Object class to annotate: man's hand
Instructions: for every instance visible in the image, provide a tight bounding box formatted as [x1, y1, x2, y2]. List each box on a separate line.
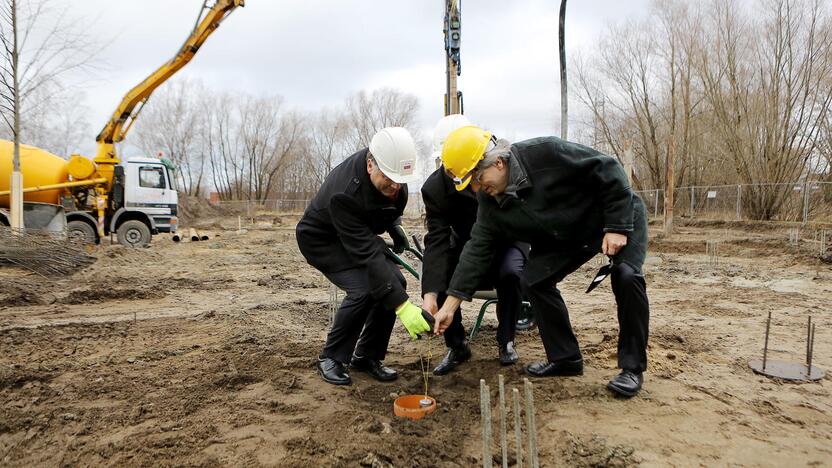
[602, 232, 628, 256]
[433, 296, 462, 335]
[422, 293, 439, 315]
[395, 301, 431, 340]
[389, 224, 410, 254]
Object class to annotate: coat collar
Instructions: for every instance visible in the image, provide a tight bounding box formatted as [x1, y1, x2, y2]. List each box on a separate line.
[495, 148, 533, 207]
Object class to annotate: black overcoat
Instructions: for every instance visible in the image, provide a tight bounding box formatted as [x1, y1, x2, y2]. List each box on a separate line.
[448, 136, 648, 300]
[420, 166, 479, 297]
[296, 149, 409, 310]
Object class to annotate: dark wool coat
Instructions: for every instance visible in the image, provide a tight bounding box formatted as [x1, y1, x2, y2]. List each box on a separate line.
[420, 166, 529, 297]
[448, 136, 648, 300]
[296, 149, 408, 310]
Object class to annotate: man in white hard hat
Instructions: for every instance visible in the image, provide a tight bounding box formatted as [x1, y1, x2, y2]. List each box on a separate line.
[420, 115, 530, 375]
[296, 127, 433, 386]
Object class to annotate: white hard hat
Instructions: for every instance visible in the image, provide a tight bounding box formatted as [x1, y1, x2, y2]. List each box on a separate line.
[431, 114, 472, 161]
[369, 127, 419, 184]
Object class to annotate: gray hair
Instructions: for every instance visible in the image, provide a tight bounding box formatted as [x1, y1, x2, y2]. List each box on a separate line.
[478, 138, 512, 169]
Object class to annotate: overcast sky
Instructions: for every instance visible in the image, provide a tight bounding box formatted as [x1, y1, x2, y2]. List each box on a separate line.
[71, 0, 651, 156]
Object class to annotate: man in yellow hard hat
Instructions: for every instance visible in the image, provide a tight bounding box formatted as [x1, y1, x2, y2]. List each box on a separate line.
[431, 126, 650, 397]
[420, 115, 529, 375]
[296, 127, 432, 386]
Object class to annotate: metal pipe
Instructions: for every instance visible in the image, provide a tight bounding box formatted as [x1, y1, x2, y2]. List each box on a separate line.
[172, 234, 181, 242]
[0, 177, 109, 197]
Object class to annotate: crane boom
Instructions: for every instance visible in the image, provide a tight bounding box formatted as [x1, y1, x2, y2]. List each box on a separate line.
[94, 0, 243, 164]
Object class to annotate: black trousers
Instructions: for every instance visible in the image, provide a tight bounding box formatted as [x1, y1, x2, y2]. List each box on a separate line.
[523, 255, 650, 373]
[320, 259, 405, 364]
[441, 245, 526, 349]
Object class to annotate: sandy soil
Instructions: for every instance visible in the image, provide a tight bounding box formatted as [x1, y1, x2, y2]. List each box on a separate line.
[1, 216, 831, 467]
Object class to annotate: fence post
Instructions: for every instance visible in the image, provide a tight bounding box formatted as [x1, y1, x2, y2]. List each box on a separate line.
[690, 186, 695, 219]
[802, 180, 810, 225]
[736, 185, 742, 221]
[654, 189, 659, 219]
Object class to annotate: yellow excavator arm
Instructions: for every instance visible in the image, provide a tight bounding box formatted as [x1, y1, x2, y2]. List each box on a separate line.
[94, 0, 244, 165]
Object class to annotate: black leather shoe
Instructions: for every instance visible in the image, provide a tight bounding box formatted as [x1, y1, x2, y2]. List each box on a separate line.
[432, 344, 472, 375]
[526, 359, 583, 377]
[607, 370, 643, 397]
[499, 341, 519, 365]
[350, 356, 398, 382]
[317, 357, 351, 385]
[516, 317, 536, 331]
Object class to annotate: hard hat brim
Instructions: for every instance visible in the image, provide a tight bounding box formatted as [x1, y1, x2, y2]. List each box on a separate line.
[385, 170, 419, 185]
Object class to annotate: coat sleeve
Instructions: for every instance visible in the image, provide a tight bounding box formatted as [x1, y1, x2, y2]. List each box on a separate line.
[587, 154, 634, 233]
[420, 186, 453, 297]
[329, 193, 408, 310]
[447, 203, 502, 301]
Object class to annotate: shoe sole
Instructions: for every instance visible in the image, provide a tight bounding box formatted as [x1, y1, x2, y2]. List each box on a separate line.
[526, 368, 583, 377]
[319, 372, 351, 386]
[606, 382, 639, 397]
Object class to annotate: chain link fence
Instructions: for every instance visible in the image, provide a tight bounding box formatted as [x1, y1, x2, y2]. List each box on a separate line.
[635, 181, 832, 224]
[211, 181, 832, 225]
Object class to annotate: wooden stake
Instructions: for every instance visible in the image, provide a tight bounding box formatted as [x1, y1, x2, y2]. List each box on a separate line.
[524, 379, 538, 468]
[481, 379, 492, 468]
[498, 375, 507, 468]
[513, 388, 523, 468]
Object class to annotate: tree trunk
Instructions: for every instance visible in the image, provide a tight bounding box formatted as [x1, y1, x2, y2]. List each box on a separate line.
[559, 0, 568, 139]
[10, 0, 23, 230]
[664, 137, 675, 234]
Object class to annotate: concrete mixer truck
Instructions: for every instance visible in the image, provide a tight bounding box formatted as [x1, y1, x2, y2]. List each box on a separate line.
[0, 0, 243, 247]
[0, 141, 178, 246]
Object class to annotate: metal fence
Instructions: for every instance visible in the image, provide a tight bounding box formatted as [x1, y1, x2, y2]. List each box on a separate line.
[211, 181, 832, 225]
[635, 181, 832, 224]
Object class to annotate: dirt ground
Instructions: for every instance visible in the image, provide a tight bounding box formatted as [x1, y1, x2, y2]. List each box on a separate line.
[1, 215, 831, 467]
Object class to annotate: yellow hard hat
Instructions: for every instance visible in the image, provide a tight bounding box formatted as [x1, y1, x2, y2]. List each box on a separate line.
[441, 125, 492, 191]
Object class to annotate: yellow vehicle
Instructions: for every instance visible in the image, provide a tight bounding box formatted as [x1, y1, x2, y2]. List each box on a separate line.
[0, 0, 243, 247]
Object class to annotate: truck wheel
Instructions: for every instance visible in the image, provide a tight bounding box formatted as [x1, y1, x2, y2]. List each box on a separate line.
[117, 220, 151, 248]
[67, 220, 97, 244]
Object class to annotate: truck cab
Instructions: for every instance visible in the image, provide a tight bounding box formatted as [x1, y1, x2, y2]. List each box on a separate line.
[98, 157, 178, 247]
[123, 157, 178, 233]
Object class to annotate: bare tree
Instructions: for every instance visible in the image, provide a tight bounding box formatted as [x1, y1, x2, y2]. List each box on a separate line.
[133, 78, 206, 196]
[342, 88, 420, 149]
[0, 0, 96, 228]
[697, 0, 832, 219]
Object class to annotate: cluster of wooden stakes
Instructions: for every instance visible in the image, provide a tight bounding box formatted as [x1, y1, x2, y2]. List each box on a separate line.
[480, 375, 539, 468]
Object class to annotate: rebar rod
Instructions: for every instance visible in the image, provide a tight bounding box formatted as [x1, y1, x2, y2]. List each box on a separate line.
[806, 316, 812, 371]
[763, 311, 771, 370]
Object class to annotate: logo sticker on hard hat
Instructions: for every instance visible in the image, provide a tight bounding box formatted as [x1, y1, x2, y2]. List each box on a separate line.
[399, 160, 414, 175]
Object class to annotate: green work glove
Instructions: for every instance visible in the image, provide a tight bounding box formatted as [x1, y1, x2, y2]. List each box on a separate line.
[395, 301, 433, 340]
[389, 224, 410, 254]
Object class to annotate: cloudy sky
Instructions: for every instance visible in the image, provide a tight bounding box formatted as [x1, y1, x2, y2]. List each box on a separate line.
[69, 0, 651, 155]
